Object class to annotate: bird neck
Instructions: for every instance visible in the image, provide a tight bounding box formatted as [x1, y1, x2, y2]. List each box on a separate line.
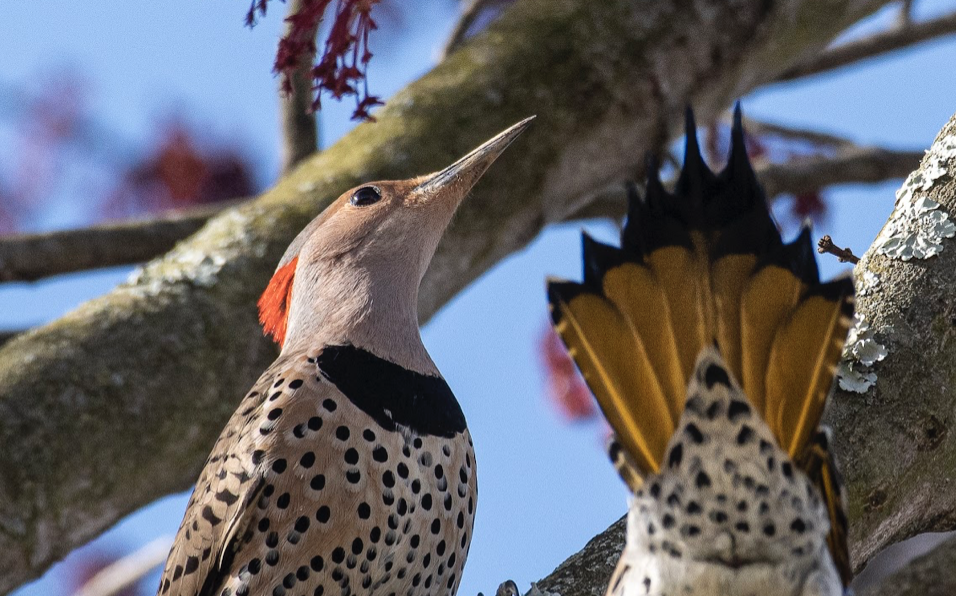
[281, 261, 439, 377]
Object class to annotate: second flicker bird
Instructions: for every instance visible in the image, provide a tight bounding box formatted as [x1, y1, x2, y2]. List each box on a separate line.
[156, 117, 533, 596]
[549, 107, 854, 596]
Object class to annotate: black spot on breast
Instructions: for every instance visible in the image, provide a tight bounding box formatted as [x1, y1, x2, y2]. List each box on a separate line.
[308, 417, 323, 431]
[704, 363, 731, 388]
[667, 443, 684, 468]
[332, 547, 346, 564]
[317, 345, 467, 437]
[311, 556, 324, 572]
[336, 426, 350, 441]
[316, 506, 331, 523]
[683, 423, 705, 444]
[706, 401, 722, 419]
[184, 556, 199, 574]
[346, 470, 361, 484]
[345, 448, 359, 465]
[272, 459, 287, 474]
[736, 425, 755, 445]
[791, 518, 806, 533]
[727, 399, 751, 421]
[782, 461, 794, 478]
[323, 399, 337, 411]
[373, 446, 388, 462]
[695, 471, 711, 489]
[201, 505, 222, 526]
[300, 452, 316, 468]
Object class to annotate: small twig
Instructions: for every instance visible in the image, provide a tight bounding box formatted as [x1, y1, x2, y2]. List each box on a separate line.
[777, 10, 956, 81]
[441, 0, 513, 58]
[897, 0, 915, 29]
[742, 117, 853, 149]
[72, 536, 173, 596]
[0, 198, 246, 282]
[280, 0, 320, 172]
[818, 234, 860, 264]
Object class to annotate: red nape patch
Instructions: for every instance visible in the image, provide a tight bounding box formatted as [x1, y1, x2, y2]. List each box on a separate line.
[258, 257, 298, 347]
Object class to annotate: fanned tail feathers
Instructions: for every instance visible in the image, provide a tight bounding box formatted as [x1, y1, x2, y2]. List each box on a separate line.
[547, 104, 854, 495]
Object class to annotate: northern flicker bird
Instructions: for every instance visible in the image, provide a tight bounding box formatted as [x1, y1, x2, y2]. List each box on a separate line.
[156, 117, 533, 596]
[547, 106, 854, 596]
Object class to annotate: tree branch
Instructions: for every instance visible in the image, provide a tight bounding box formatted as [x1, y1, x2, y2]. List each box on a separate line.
[0, 200, 244, 282]
[280, 0, 320, 173]
[778, 9, 956, 81]
[0, 0, 895, 593]
[757, 145, 923, 198]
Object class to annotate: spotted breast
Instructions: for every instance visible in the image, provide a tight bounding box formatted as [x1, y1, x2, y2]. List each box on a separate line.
[157, 345, 477, 596]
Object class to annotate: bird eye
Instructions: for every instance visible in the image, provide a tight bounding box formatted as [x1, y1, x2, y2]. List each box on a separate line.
[350, 186, 382, 207]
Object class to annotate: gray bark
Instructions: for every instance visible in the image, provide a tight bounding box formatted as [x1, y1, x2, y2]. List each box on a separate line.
[0, 0, 894, 593]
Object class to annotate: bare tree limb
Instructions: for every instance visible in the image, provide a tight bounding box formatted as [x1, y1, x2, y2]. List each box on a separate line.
[742, 116, 854, 148]
[757, 145, 923, 198]
[280, 0, 320, 173]
[778, 9, 956, 81]
[0, 200, 244, 282]
[0, 0, 896, 593]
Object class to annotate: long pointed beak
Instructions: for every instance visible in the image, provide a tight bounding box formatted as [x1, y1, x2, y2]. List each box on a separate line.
[414, 116, 535, 196]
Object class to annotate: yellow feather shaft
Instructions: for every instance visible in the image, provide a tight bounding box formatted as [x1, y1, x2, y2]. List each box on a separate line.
[711, 254, 758, 381]
[767, 295, 850, 457]
[602, 263, 685, 426]
[740, 265, 804, 417]
[556, 294, 674, 473]
[646, 247, 710, 384]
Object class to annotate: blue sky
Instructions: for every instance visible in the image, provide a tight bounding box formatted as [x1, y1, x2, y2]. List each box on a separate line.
[4, 1, 956, 595]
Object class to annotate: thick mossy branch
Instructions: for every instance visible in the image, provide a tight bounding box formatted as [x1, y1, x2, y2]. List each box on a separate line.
[828, 111, 956, 571]
[0, 0, 891, 593]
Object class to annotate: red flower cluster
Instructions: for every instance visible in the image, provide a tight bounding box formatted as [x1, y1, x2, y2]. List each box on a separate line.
[103, 123, 256, 220]
[250, 0, 384, 120]
[539, 324, 597, 422]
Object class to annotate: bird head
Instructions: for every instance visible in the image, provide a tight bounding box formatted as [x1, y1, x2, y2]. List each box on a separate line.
[258, 117, 533, 370]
